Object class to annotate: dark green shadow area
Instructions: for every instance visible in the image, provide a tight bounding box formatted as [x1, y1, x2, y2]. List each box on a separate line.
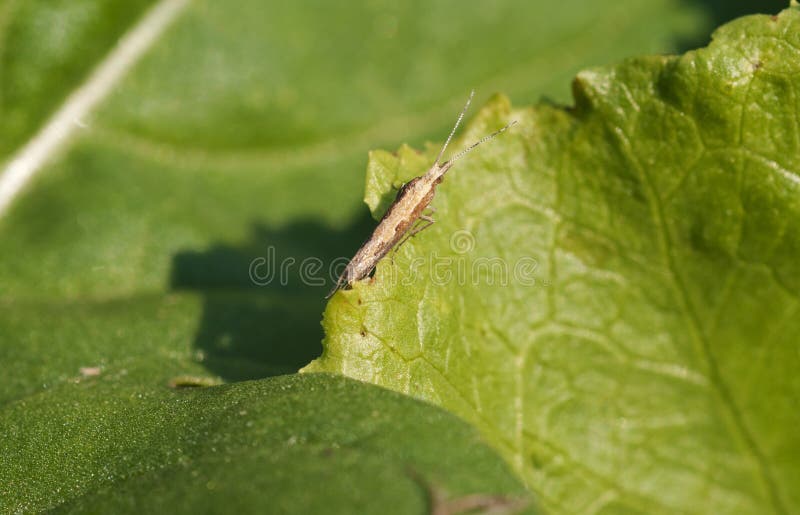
[170, 214, 374, 382]
[678, 0, 788, 50]
[700, 0, 788, 22]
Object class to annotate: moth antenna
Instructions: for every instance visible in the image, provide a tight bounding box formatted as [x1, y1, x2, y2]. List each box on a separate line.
[434, 90, 475, 166]
[442, 119, 517, 168]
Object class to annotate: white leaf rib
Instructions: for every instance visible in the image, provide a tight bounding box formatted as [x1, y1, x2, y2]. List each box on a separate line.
[0, 0, 191, 218]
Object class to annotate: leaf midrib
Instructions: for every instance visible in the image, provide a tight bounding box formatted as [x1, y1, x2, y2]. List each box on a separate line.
[611, 106, 788, 514]
[0, 0, 190, 218]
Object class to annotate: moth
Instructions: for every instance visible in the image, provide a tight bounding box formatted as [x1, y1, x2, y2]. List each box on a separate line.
[328, 91, 516, 297]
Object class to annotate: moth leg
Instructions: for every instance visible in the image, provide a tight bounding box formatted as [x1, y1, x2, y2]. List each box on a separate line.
[410, 214, 436, 238]
[392, 216, 435, 259]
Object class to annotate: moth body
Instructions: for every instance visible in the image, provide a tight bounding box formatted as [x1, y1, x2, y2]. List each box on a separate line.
[327, 91, 515, 298]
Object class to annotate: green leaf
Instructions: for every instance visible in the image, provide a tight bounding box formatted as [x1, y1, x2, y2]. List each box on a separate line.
[0, 0, 786, 511]
[1, 373, 532, 513]
[0, 0, 727, 396]
[307, 7, 800, 514]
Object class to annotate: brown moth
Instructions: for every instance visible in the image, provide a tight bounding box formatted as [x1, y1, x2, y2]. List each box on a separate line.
[328, 91, 516, 297]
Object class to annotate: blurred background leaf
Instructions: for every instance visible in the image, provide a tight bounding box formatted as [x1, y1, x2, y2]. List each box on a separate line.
[0, 0, 789, 511]
[0, 0, 785, 390]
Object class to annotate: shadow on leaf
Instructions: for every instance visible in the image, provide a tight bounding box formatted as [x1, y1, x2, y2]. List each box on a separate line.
[169, 215, 373, 382]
